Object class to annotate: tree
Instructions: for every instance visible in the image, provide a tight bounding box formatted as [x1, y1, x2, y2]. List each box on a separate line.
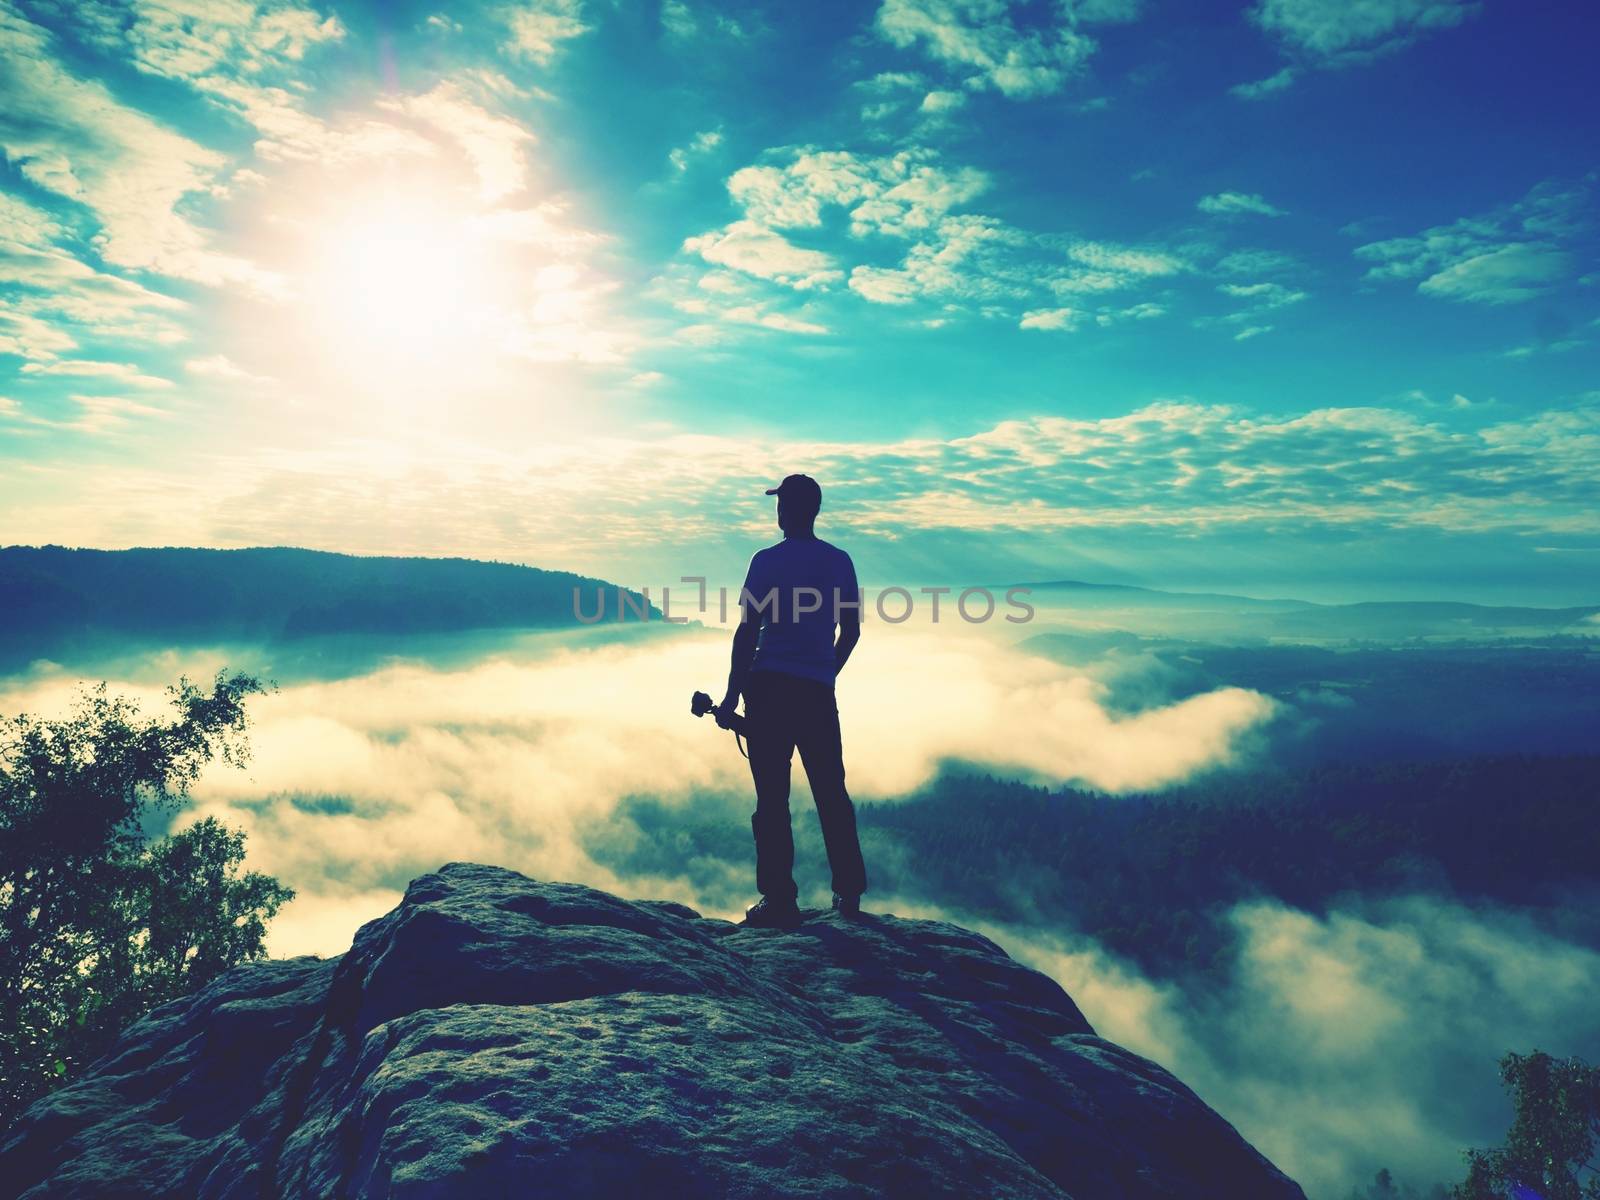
[1454, 1051, 1600, 1200]
[0, 672, 293, 1132]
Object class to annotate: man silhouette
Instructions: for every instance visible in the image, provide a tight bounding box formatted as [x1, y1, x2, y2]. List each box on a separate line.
[717, 474, 868, 928]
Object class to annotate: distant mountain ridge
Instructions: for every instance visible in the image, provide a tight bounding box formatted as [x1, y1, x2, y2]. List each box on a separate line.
[0, 546, 658, 666]
[1015, 577, 1600, 640]
[1015, 579, 1315, 610]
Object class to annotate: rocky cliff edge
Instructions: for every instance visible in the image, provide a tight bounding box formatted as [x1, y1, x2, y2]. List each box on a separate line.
[1, 863, 1304, 1199]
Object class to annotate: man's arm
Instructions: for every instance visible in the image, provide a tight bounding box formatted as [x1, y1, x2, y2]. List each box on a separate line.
[834, 556, 861, 675]
[717, 594, 758, 728]
[834, 610, 860, 675]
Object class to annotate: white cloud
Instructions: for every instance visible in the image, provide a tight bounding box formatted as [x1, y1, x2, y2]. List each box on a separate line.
[680, 146, 1194, 330]
[660, 0, 696, 39]
[1417, 244, 1572, 305]
[105, 0, 344, 80]
[1219, 281, 1306, 308]
[1198, 191, 1285, 218]
[683, 221, 843, 290]
[1063, 0, 1144, 21]
[46, 0, 391, 172]
[660, 0, 746, 43]
[669, 128, 724, 173]
[846, 266, 920, 305]
[0, 189, 63, 245]
[1236, 0, 1478, 95]
[0, 5, 278, 291]
[184, 354, 273, 385]
[503, 0, 591, 63]
[876, 0, 1097, 98]
[851, 214, 1027, 305]
[850, 164, 991, 237]
[0, 311, 79, 361]
[1065, 240, 1185, 278]
[722, 306, 830, 335]
[1211, 281, 1306, 338]
[1026, 300, 1162, 331]
[1046, 240, 1187, 301]
[48, 393, 172, 435]
[727, 151, 889, 229]
[1020, 306, 1080, 331]
[862, 71, 928, 92]
[43, 0, 530, 191]
[0, 202, 192, 355]
[0, 237, 184, 322]
[1118, 301, 1165, 320]
[205, 77, 438, 165]
[657, 263, 832, 336]
[1249, 0, 1479, 60]
[497, 265, 633, 365]
[12, 400, 1598, 566]
[19, 360, 172, 389]
[1356, 178, 1592, 305]
[919, 89, 968, 113]
[1229, 66, 1298, 99]
[381, 82, 536, 202]
[716, 150, 993, 255]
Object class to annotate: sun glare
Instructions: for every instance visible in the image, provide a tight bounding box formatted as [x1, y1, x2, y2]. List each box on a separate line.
[327, 215, 472, 334]
[302, 192, 505, 381]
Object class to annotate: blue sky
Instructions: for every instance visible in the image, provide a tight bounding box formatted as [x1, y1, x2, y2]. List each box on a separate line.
[1, 0, 1597, 601]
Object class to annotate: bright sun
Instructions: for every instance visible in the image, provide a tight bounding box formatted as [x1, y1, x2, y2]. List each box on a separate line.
[261, 167, 615, 411]
[303, 192, 504, 381]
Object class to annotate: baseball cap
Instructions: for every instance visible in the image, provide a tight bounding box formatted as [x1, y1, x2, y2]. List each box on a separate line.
[764, 474, 822, 512]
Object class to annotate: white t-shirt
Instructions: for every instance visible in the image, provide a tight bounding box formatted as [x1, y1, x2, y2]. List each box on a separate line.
[741, 537, 860, 686]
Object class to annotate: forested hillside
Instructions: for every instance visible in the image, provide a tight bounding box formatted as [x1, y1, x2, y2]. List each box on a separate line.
[0, 547, 657, 667]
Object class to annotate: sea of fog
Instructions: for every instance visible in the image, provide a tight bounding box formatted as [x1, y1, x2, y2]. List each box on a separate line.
[4, 614, 1597, 1198]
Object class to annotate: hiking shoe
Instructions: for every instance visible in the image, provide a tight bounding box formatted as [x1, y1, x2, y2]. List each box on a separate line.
[832, 892, 862, 918]
[743, 897, 802, 929]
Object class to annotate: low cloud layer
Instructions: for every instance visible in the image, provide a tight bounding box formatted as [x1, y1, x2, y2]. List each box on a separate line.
[0, 624, 1274, 957]
[4, 629, 1597, 1197]
[924, 894, 1600, 1198]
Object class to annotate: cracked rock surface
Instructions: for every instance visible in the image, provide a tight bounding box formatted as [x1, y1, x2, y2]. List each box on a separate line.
[2, 863, 1305, 1198]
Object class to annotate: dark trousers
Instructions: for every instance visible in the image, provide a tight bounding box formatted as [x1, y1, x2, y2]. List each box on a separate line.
[744, 670, 868, 902]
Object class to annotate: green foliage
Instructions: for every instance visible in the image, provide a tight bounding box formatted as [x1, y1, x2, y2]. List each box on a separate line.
[1453, 1052, 1600, 1200]
[0, 672, 293, 1133]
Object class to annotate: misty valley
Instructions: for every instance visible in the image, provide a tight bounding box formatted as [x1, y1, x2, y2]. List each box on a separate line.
[2, 548, 1597, 1198]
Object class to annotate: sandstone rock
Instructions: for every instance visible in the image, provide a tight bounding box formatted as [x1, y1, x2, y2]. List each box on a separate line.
[2, 864, 1305, 1198]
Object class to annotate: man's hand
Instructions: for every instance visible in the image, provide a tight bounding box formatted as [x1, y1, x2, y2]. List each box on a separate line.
[715, 689, 739, 729]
